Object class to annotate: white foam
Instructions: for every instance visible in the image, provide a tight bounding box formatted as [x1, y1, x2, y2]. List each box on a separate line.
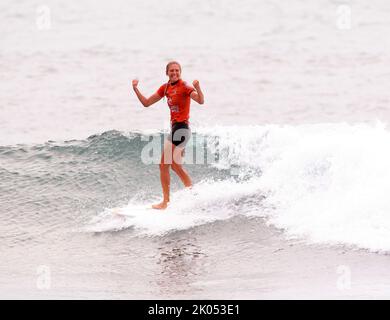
[198, 122, 390, 252]
[86, 177, 264, 235]
[89, 122, 390, 252]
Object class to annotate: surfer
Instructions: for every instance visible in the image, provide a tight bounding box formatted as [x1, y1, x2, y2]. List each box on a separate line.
[132, 61, 204, 209]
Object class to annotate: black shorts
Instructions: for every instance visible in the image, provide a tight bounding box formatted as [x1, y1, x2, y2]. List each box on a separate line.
[168, 122, 191, 147]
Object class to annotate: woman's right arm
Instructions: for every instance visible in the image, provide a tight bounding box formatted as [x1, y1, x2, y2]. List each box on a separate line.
[132, 79, 162, 107]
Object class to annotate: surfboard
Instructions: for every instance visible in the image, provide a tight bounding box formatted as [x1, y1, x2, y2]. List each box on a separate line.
[111, 207, 132, 217]
[110, 206, 152, 218]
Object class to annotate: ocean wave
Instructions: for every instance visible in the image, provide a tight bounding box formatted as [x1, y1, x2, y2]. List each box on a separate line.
[85, 122, 390, 253]
[3, 123, 390, 252]
[197, 122, 390, 252]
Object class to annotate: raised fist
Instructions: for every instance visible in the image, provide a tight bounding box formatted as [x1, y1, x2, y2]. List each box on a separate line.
[132, 79, 139, 88]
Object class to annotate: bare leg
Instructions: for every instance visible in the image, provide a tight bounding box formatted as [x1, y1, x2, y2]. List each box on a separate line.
[152, 141, 174, 210]
[171, 164, 192, 187]
[152, 163, 170, 209]
[172, 145, 192, 188]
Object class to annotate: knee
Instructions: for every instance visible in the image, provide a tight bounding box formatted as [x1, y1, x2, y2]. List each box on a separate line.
[171, 163, 182, 173]
[159, 163, 170, 171]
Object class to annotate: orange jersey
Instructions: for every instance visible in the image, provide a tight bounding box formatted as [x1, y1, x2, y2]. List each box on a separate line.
[157, 79, 194, 123]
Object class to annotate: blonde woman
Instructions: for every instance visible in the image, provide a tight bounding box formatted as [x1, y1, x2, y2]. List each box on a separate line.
[132, 61, 204, 209]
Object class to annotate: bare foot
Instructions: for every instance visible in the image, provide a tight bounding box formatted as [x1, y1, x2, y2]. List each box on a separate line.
[152, 201, 169, 210]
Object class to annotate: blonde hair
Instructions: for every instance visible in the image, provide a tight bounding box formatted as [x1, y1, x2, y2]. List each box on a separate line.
[164, 61, 182, 98]
[165, 61, 182, 75]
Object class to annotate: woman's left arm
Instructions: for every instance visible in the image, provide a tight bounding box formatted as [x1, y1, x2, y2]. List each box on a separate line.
[190, 80, 204, 105]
